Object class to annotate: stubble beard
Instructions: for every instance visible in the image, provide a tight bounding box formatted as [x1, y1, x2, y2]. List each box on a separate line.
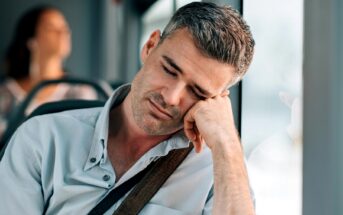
[131, 91, 183, 136]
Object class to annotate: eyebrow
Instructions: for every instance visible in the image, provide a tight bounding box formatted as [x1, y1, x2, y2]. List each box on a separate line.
[162, 55, 212, 97]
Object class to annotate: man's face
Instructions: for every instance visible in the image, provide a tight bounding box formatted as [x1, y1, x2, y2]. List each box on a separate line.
[130, 28, 236, 136]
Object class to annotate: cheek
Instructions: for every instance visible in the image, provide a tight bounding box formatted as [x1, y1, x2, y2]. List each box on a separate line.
[131, 72, 151, 97]
[180, 96, 198, 117]
[137, 67, 164, 90]
[35, 35, 54, 50]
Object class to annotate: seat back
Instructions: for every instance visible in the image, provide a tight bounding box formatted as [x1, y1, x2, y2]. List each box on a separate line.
[0, 77, 112, 155]
[28, 99, 105, 119]
[0, 99, 106, 160]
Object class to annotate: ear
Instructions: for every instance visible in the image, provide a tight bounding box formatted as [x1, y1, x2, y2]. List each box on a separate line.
[141, 30, 161, 63]
[27, 38, 37, 51]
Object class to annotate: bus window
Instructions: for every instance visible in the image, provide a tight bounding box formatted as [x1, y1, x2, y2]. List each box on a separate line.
[176, 0, 200, 9]
[242, 0, 303, 215]
[140, 0, 173, 52]
[140, 0, 201, 52]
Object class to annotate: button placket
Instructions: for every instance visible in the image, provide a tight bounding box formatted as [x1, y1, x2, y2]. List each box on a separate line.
[103, 174, 111, 181]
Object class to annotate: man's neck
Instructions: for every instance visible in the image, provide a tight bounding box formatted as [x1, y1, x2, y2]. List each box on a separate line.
[109, 94, 170, 160]
[107, 94, 171, 180]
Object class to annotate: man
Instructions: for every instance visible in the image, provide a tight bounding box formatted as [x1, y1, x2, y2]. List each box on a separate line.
[0, 2, 255, 214]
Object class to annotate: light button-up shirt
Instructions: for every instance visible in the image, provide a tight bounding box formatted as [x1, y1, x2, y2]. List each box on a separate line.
[0, 84, 214, 215]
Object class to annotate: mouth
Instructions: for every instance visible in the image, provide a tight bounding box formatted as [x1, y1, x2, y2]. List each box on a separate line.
[148, 99, 173, 120]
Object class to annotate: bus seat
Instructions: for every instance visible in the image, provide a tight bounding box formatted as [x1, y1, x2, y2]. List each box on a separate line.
[0, 77, 112, 157]
[0, 99, 105, 160]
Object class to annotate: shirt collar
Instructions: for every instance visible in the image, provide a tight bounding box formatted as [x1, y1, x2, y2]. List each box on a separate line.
[84, 84, 131, 170]
[115, 131, 190, 185]
[145, 130, 190, 160]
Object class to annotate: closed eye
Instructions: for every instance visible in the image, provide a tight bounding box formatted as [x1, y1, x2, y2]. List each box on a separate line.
[190, 88, 206, 100]
[162, 63, 206, 100]
[162, 65, 177, 77]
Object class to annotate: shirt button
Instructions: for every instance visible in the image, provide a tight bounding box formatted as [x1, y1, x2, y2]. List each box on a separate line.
[103, 174, 111, 181]
[90, 157, 96, 163]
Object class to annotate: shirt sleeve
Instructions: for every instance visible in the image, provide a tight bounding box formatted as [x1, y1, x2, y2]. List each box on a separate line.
[0, 119, 44, 214]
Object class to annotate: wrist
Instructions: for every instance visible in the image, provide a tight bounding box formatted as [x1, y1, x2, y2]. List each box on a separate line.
[211, 134, 242, 158]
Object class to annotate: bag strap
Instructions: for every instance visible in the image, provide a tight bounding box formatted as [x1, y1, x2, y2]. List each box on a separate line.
[88, 161, 156, 215]
[112, 145, 193, 215]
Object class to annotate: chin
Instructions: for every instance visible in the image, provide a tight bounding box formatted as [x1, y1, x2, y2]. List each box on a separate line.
[139, 117, 182, 136]
[59, 48, 71, 58]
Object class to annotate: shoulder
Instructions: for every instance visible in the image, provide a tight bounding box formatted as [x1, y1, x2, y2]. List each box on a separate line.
[6, 106, 103, 146]
[4, 106, 103, 160]
[25, 106, 103, 133]
[0, 80, 15, 98]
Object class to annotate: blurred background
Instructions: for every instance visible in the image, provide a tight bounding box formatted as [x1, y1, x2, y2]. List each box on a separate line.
[1, 0, 342, 215]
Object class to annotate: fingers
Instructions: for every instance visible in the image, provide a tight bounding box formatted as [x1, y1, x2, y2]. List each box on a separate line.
[188, 132, 204, 153]
[220, 89, 230, 97]
[184, 120, 203, 153]
[184, 109, 205, 153]
[192, 126, 205, 153]
[193, 138, 202, 153]
[184, 113, 196, 141]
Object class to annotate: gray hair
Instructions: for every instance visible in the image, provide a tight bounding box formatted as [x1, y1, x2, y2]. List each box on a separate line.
[160, 2, 255, 81]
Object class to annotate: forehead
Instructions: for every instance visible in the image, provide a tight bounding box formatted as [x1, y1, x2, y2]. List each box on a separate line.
[38, 10, 67, 27]
[157, 29, 236, 93]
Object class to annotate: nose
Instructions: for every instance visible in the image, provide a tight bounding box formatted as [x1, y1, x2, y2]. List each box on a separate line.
[161, 82, 186, 106]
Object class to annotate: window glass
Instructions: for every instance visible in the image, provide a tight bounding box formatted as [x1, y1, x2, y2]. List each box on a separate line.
[140, 0, 173, 51]
[176, 0, 200, 9]
[140, 0, 201, 51]
[242, 1, 303, 215]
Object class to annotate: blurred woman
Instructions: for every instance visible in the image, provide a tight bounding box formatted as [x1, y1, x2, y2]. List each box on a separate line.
[0, 5, 97, 136]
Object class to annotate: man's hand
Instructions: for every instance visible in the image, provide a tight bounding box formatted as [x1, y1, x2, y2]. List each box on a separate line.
[183, 92, 255, 215]
[184, 91, 239, 153]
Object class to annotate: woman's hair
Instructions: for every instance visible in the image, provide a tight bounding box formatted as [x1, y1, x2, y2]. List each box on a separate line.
[4, 5, 58, 80]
